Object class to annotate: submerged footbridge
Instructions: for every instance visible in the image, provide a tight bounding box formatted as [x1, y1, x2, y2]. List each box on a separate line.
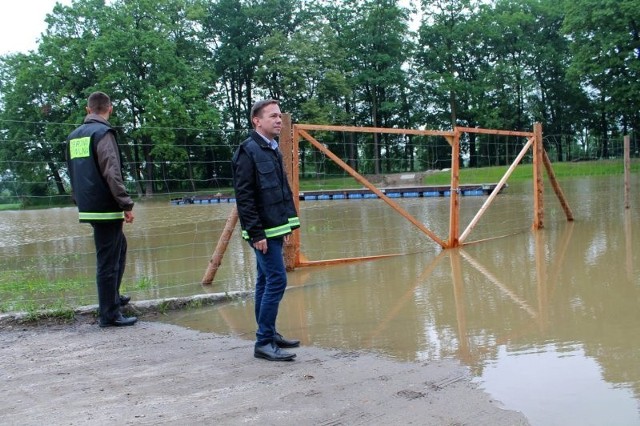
[299, 183, 503, 200]
[170, 182, 504, 205]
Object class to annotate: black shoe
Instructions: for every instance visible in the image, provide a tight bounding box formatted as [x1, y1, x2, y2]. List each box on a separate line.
[99, 314, 138, 328]
[119, 295, 131, 307]
[254, 342, 296, 361]
[274, 332, 300, 348]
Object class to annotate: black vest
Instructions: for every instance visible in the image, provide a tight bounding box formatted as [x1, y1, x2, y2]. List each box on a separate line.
[66, 120, 124, 222]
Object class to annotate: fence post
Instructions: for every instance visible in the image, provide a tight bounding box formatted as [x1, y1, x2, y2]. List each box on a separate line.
[201, 206, 238, 285]
[533, 123, 544, 229]
[624, 135, 630, 209]
[447, 130, 461, 248]
[280, 113, 298, 271]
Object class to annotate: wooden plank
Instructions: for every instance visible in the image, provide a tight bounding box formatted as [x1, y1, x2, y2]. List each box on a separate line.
[296, 123, 454, 137]
[455, 126, 534, 138]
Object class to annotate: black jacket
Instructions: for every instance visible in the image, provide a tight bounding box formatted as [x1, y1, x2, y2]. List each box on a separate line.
[232, 131, 300, 242]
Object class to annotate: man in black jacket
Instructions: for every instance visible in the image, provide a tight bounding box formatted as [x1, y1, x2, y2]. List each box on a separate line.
[66, 91, 137, 327]
[232, 99, 301, 361]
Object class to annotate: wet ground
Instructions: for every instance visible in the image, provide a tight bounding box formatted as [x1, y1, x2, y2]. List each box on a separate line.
[0, 319, 529, 425]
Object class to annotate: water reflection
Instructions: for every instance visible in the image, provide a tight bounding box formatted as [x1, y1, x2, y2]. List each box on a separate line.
[166, 215, 640, 423]
[480, 344, 638, 425]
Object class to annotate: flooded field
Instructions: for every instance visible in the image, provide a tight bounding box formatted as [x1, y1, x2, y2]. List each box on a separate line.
[1, 175, 639, 424]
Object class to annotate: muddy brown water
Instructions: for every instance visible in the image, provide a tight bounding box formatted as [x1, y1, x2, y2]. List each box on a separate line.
[1, 176, 639, 425]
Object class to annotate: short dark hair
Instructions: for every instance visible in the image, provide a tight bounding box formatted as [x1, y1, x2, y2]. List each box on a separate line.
[87, 92, 112, 114]
[250, 99, 279, 121]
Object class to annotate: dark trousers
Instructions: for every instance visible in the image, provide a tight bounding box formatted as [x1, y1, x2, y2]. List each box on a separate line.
[91, 221, 127, 321]
[253, 237, 287, 346]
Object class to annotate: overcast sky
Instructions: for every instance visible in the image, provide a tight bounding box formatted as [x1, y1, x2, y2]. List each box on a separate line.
[0, 0, 73, 55]
[1, 0, 419, 56]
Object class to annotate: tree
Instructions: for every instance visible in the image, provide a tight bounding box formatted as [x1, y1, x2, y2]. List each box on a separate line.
[336, 0, 413, 174]
[201, 0, 262, 134]
[87, 0, 220, 195]
[253, 2, 352, 176]
[513, 0, 588, 161]
[0, 53, 73, 203]
[563, 0, 640, 156]
[416, 0, 488, 167]
[0, 1, 109, 202]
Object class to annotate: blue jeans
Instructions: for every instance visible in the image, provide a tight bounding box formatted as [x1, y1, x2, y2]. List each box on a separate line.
[252, 237, 287, 346]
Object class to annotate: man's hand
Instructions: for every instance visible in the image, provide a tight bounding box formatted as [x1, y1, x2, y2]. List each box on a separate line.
[124, 210, 134, 224]
[253, 238, 268, 254]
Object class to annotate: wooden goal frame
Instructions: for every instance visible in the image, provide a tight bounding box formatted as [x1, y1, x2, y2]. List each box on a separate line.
[202, 117, 574, 284]
[281, 119, 573, 269]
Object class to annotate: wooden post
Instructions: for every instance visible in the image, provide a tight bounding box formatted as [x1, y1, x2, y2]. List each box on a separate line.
[201, 205, 238, 285]
[448, 131, 461, 248]
[450, 250, 471, 363]
[624, 135, 630, 209]
[534, 230, 549, 331]
[532, 122, 544, 229]
[291, 123, 302, 266]
[542, 150, 574, 221]
[280, 113, 298, 271]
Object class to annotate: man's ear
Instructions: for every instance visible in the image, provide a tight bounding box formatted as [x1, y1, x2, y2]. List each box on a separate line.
[85, 106, 91, 114]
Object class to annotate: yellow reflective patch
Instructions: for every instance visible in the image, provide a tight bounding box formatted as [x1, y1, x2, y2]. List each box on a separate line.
[69, 137, 91, 159]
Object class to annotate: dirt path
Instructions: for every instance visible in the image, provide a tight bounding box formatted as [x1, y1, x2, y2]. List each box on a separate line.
[0, 318, 528, 425]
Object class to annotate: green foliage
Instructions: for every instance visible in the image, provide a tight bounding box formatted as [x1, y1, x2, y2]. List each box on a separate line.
[133, 276, 155, 291]
[0, 264, 157, 313]
[0, 0, 639, 203]
[22, 307, 77, 323]
[299, 176, 361, 190]
[562, 0, 640, 153]
[425, 159, 638, 185]
[0, 272, 87, 313]
[0, 204, 21, 211]
[1, 0, 222, 199]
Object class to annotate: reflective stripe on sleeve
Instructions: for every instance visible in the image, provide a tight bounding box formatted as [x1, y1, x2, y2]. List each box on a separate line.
[79, 211, 125, 221]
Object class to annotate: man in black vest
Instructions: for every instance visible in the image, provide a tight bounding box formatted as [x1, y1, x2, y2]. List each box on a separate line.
[232, 99, 301, 361]
[66, 91, 137, 327]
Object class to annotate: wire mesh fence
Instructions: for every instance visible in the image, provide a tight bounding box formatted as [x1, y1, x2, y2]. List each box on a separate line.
[1, 120, 637, 313]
